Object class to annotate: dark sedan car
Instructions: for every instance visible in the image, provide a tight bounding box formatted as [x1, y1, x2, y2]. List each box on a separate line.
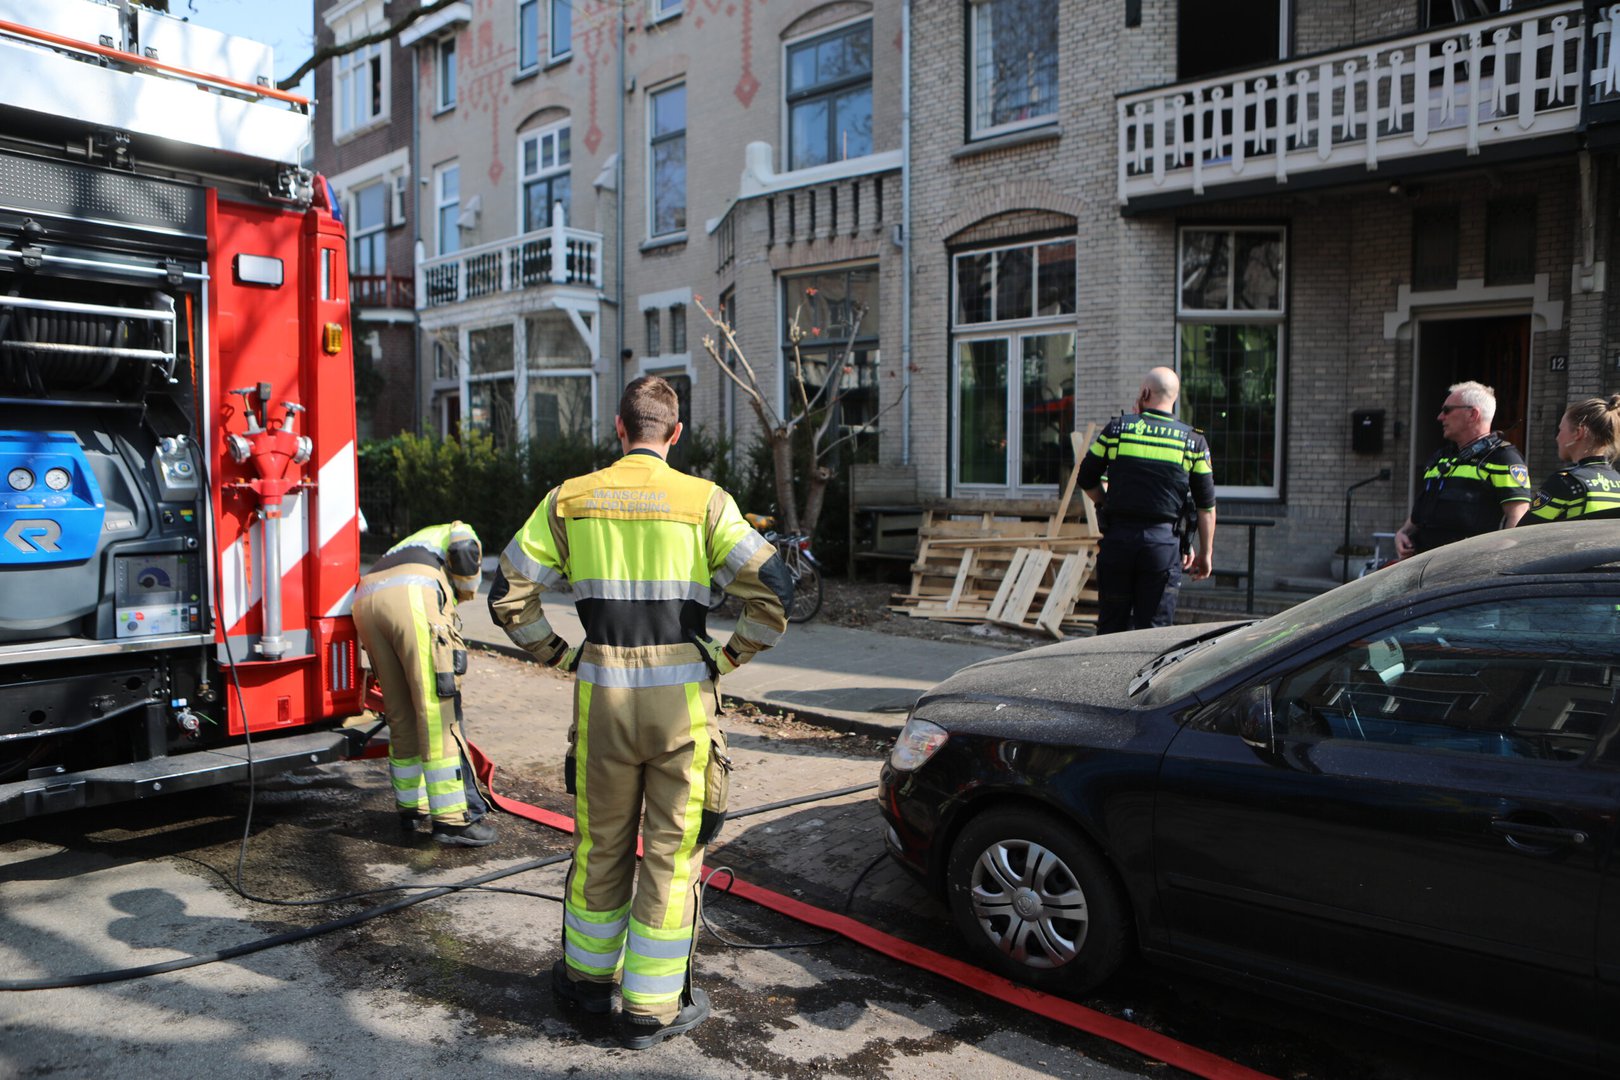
[879, 522, 1620, 1072]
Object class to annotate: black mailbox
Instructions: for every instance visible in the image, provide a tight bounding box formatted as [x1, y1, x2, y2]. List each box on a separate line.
[1352, 409, 1385, 454]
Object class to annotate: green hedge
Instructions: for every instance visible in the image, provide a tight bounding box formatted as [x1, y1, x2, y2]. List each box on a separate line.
[357, 427, 777, 557]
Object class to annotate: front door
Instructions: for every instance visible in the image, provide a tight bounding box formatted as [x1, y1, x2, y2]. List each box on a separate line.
[1413, 314, 1531, 491]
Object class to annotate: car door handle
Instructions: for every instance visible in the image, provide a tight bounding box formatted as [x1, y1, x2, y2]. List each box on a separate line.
[1489, 819, 1588, 852]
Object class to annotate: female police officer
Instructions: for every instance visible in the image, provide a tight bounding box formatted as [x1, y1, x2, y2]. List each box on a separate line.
[1519, 395, 1620, 525]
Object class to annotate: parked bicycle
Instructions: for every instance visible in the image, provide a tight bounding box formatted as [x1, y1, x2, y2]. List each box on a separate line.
[708, 514, 823, 623]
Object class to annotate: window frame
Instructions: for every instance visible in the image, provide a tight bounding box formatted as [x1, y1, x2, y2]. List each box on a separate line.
[331, 2, 390, 140]
[949, 236, 1079, 495]
[783, 16, 875, 172]
[548, 0, 572, 63]
[434, 161, 461, 257]
[780, 263, 884, 462]
[518, 121, 572, 233]
[653, 0, 684, 21]
[348, 180, 389, 291]
[518, 0, 540, 74]
[968, 0, 1059, 141]
[1174, 223, 1287, 500]
[435, 34, 457, 112]
[645, 309, 662, 358]
[457, 315, 598, 447]
[648, 82, 688, 239]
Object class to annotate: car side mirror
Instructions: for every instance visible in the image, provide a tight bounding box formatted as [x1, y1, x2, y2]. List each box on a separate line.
[1235, 684, 1274, 753]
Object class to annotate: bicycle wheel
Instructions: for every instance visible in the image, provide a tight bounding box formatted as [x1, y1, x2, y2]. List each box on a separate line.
[788, 560, 823, 623]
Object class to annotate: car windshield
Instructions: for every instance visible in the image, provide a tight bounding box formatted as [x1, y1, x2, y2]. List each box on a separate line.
[1138, 558, 1426, 705]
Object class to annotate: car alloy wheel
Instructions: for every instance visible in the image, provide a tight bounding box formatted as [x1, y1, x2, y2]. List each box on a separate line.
[946, 808, 1130, 993]
[968, 836, 1086, 969]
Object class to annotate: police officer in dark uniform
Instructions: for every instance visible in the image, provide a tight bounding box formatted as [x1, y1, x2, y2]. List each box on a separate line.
[1519, 395, 1620, 525]
[1395, 381, 1531, 557]
[1079, 367, 1216, 635]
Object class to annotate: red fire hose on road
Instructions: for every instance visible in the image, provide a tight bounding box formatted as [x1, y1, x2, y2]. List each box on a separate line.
[465, 741, 1277, 1080]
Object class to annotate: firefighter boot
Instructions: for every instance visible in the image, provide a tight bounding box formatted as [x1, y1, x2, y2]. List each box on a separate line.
[431, 817, 498, 846]
[398, 811, 430, 834]
[617, 988, 711, 1050]
[551, 960, 614, 1015]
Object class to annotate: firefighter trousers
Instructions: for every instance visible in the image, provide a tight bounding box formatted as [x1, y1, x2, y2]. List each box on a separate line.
[353, 571, 485, 826]
[561, 647, 726, 1023]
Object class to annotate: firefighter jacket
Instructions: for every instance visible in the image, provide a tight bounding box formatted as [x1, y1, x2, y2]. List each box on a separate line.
[1522, 457, 1620, 524]
[353, 521, 483, 823]
[1409, 434, 1532, 552]
[1077, 408, 1217, 525]
[488, 450, 793, 682]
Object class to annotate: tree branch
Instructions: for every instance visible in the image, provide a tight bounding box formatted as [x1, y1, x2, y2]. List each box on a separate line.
[278, 0, 465, 92]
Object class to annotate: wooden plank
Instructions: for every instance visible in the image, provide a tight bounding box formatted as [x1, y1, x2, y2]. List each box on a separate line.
[1035, 549, 1095, 639]
[1048, 425, 1092, 538]
[993, 549, 1052, 626]
[945, 549, 975, 612]
[985, 549, 1030, 623]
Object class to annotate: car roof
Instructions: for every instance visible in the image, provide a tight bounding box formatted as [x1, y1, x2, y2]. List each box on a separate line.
[1415, 520, 1620, 587]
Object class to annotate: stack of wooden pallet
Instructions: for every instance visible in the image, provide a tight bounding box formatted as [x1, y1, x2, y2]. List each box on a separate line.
[887, 431, 1102, 639]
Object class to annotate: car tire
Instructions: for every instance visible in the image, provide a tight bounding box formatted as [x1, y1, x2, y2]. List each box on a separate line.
[945, 807, 1130, 995]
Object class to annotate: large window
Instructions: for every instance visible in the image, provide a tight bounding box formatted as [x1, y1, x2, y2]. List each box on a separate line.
[468, 325, 517, 449]
[518, 0, 539, 73]
[350, 182, 387, 303]
[952, 238, 1076, 492]
[786, 20, 873, 170]
[969, 0, 1058, 139]
[783, 266, 882, 461]
[549, 0, 572, 61]
[1177, 226, 1285, 497]
[435, 35, 457, 111]
[526, 312, 593, 444]
[520, 123, 571, 232]
[435, 162, 461, 256]
[333, 4, 388, 138]
[650, 84, 687, 237]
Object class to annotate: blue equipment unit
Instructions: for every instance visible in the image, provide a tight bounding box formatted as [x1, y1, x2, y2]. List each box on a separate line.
[0, 431, 106, 565]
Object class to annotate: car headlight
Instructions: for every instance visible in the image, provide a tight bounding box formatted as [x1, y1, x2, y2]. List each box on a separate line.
[889, 717, 948, 772]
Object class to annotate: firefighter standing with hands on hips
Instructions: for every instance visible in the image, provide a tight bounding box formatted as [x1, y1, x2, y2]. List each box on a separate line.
[490, 375, 792, 1049]
[352, 522, 497, 846]
[1079, 366, 1216, 635]
[1518, 395, 1620, 524]
[1394, 381, 1531, 557]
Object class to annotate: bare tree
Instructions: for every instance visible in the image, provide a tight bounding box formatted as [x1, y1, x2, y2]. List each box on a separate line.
[694, 290, 904, 539]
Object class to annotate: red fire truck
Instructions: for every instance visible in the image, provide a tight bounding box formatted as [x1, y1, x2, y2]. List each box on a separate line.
[0, 0, 367, 822]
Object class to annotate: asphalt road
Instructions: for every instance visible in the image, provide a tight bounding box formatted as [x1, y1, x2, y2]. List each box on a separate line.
[0, 651, 1555, 1079]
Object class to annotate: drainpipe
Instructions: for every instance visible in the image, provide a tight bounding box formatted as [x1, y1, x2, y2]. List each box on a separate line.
[1578, 150, 1596, 293]
[614, 7, 627, 423]
[900, 0, 913, 466]
[411, 44, 423, 433]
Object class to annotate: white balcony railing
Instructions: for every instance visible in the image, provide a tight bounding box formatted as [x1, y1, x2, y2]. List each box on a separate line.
[416, 210, 603, 309]
[1118, 3, 1620, 205]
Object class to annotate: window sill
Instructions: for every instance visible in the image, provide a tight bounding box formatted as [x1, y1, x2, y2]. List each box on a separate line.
[512, 67, 540, 85]
[334, 114, 392, 145]
[650, 7, 683, 26]
[640, 232, 688, 253]
[952, 123, 1061, 161]
[545, 53, 572, 71]
[432, 103, 456, 118]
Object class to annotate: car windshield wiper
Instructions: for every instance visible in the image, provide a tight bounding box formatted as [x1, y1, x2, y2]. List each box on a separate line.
[1126, 625, 1243, 697]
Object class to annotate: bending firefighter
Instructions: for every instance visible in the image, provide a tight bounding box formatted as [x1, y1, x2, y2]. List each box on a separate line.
[490, 376, 792, 1049]
[353, 522, 496, 846]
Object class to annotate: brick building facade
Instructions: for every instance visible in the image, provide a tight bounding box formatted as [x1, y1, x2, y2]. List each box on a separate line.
[315, 0, 1620, 584]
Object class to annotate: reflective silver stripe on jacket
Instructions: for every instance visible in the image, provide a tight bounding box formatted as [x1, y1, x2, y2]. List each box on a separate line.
[570, 579, 709, 602]
[734, 614, 784, 647]
[503, 537, 566, 589]
[505, 617, 556, 645]
[576, 661, 711, 688]
[712, 530, 766, 590]
[357, 574, 441, 600]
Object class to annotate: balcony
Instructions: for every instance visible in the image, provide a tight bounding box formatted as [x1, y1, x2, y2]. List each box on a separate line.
[1118, 3, 1620, 210]
[350, 274, 414, 310]
[416, 218, 603, 310]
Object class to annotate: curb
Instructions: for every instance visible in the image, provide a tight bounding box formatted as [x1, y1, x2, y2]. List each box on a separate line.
[465, 638, 906, 743]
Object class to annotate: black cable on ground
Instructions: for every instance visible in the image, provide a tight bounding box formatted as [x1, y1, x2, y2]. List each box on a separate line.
[0, 780, 885, 990]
